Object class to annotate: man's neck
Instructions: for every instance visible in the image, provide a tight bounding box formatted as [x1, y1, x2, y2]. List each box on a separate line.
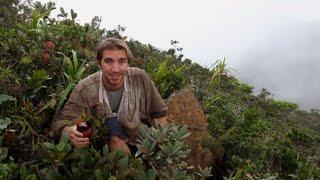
[103, 79, 124, 91]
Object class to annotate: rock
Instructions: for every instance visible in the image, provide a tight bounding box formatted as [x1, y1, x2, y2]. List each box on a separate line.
[167, 90, 222, 169]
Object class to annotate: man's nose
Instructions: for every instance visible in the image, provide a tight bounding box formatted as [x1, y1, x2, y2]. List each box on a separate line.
[111, 63, 120, 72]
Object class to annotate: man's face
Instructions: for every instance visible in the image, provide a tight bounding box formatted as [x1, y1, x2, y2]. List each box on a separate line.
[98, 49, 129, 90]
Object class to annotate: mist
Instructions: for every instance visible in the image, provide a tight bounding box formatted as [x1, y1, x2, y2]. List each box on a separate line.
[38, 0, 320, 110]
[235, 21, 320, 110]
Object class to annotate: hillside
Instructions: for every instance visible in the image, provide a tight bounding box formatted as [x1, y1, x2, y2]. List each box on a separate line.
[0, 0, 319, 179]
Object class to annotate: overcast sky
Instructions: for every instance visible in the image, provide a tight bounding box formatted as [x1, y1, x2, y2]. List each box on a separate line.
[39, 0, 320, 110]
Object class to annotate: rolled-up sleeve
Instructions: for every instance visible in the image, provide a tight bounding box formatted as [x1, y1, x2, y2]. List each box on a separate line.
[51, 86, 88, 137]
[143, 71, 167, 119]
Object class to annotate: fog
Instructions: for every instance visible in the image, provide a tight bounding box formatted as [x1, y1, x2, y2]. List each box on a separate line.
[39, 0, 320, 110]
[235, 21, 320, 110]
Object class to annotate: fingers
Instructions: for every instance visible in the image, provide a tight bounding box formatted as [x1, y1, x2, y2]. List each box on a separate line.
[72, 130, 84, 138]
[78, 122, 87, 127]
[71, 138, 90, 148]
[70, 133, 89, 148]
[63, 125, 90, 148]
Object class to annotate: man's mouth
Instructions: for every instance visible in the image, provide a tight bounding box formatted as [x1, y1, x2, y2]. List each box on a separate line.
[110, 74, 122, 81]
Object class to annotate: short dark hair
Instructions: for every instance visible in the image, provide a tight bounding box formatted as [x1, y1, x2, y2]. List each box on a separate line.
[96, 38, 132, 63]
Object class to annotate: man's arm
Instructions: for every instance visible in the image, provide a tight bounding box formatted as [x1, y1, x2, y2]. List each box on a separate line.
[141, 69, 168, 125]
[52, 86, 90, 148]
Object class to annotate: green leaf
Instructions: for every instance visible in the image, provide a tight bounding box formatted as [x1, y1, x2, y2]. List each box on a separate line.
[95, 158, 107, 168]
[0, 117, 11, 130]
[46, 169, 61, 180]
[146, 169, 156, 180]
[195, 165, 212, 178]
[25, 174, 37, 180]
[108, 176, 117, 180]
[117, 169, 130, 179]
[35, 97, 57, 115]
[63, 152, 77, 162]
[20, 164, 28, 179]
[27, 69, 51, 93]
[245, 173, 255, 180]
[171, 142, 184, 155]
[71, 9, 77, 20]
[54, 82, 76, 118]
[60, 133, 69, 144]
[0, 147, 8, 161]
[94, 169, 103, 180]
[56, 142, 65, 152]
[117, 156, 128, 171]
[31, 10, 41, 29]
[21, 56, 32, 65]
[43, 142, 55, 150]
[179, 131, 191, 140]
[0, 94, 16, 105]
[75, 67, 86, 80]
[60, 7, 66, 16]
[116, 150, 126, 158]
[133, 170, 146, 180]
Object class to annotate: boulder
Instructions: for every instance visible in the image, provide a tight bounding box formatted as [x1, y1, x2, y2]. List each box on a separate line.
[167, 90, 221, 169]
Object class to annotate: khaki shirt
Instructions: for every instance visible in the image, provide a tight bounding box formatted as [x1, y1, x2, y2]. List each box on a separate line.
[52, 67, 167, 142]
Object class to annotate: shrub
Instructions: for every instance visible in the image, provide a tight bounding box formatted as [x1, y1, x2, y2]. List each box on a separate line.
[287, 127, 314, 148]
[17, 125, 212, 179]
[280, 147, 298, 175]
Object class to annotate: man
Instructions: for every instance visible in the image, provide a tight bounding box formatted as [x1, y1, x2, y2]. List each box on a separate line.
[52, 38, 167, 154]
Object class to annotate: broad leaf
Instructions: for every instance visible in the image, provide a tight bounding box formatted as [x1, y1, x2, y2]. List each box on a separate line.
[0, 94, 16, 105]
[0, 117, 11, 130]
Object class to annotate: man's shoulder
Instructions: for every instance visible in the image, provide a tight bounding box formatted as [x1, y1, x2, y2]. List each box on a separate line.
[76, 71, 100, 91]
[127, 67, 149, 79]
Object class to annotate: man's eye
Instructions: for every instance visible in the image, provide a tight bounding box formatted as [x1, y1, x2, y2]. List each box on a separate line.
[104, 59, 113, 64]
[119, 59, 127, 64]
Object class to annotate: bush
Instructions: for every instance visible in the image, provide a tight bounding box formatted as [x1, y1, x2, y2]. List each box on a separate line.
[280, 147, 298, 175]
[11, 125, 212, 179]
[287, 127, 314, 148]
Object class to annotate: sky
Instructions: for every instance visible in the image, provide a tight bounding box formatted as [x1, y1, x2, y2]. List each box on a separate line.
[39, 0, 320, 110]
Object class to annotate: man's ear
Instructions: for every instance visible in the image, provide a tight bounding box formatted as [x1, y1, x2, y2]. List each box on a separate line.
[96, 60, 101, 68]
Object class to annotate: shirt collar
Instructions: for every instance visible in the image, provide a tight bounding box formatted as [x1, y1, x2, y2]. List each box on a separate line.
[98, 70, 129, 104]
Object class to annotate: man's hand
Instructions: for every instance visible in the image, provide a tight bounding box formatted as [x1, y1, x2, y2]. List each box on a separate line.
[109, 136, 131, 155]
[62, 125, 90, 148]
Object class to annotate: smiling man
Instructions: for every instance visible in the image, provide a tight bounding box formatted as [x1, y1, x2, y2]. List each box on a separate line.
[52, 38, 168, 154]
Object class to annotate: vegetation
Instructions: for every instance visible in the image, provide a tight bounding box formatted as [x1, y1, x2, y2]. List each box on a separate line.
[0, 0, 319, 179]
